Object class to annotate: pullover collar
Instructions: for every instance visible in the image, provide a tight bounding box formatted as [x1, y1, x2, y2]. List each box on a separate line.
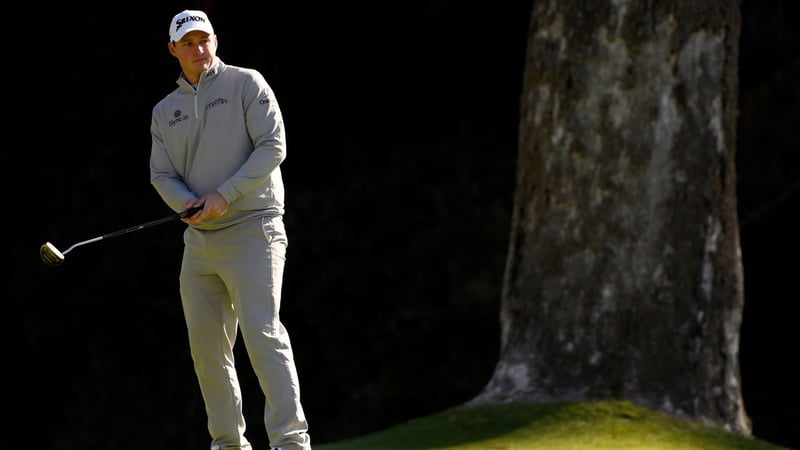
[176, 58, 224, 92]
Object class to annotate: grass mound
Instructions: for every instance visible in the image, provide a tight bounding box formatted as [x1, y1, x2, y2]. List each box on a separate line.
[316, 400, 787, 449]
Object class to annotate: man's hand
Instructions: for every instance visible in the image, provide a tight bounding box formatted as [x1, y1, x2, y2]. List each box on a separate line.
[182, 191, 229, 224]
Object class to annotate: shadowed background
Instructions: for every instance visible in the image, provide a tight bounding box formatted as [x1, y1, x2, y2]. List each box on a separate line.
[14, 1, 797, 448]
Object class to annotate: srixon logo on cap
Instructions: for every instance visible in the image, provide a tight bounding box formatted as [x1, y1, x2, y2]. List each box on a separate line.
[175, 14, 207, 32]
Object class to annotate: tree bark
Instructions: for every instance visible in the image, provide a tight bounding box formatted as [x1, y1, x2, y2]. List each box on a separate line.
[470, 0, 750, 434]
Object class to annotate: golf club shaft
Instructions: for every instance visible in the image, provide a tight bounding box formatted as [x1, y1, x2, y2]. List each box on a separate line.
[62, 205, 202, 255]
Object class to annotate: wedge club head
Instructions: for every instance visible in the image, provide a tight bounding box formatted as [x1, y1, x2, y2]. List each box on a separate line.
[40, 242, 65, 267]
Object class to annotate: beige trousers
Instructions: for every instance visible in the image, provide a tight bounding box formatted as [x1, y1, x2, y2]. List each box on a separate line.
[180, 215, 311, 450]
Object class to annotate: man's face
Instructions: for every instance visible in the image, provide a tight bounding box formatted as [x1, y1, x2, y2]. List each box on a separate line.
[169, 30, 217, 81]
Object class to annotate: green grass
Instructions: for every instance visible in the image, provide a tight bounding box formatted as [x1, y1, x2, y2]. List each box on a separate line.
[315, 400, 789, 450]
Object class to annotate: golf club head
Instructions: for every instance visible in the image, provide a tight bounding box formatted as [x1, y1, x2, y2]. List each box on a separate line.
[40, 242, 65, 266]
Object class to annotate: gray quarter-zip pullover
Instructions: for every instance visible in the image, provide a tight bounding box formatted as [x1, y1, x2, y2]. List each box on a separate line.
[150, 58, 286, 230]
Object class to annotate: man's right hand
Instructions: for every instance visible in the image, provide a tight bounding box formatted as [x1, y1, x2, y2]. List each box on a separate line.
[182, 191, 229, 224]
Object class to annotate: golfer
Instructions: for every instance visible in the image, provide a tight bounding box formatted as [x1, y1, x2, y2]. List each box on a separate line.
[149, 9, 311, 450]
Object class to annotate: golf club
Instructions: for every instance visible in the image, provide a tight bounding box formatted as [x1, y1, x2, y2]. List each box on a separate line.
[40, 205, 202, 267]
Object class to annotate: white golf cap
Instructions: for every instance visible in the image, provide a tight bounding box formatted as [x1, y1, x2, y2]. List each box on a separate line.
[169, 10, 214, 42]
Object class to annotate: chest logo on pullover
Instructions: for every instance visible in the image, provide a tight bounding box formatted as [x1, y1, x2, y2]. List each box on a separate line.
[169, 110, 189, 127]
[206, 97, 229, 110]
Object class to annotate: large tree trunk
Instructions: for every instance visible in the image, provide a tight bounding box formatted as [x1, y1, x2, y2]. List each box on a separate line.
[470, 0, 750, 434]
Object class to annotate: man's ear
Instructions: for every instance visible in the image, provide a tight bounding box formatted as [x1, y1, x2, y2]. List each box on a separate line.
[168, 41, 177, 57]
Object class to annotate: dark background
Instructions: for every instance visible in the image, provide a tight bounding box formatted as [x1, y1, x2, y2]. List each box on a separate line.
[14, 1, 798, 449]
